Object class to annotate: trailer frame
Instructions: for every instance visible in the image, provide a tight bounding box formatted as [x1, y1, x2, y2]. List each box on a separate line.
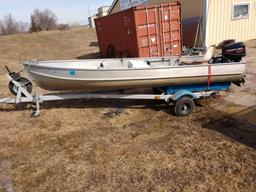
[0, 74, 219, 117]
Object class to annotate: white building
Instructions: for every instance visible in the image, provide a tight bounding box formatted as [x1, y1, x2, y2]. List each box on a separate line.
[88, 6, 110, 28]
[88, 15, 98, 28]
[97, 6, 110, 17]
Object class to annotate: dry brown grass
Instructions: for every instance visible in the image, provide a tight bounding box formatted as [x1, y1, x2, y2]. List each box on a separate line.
[246, 39, 256, 48]
[0, 28, 256, 192]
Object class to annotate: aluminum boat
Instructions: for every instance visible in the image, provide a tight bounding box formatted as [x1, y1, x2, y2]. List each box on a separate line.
[21, 42, 246, 91]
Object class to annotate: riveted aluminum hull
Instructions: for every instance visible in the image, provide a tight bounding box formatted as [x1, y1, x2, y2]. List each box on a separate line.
[22, 58, 246, 91]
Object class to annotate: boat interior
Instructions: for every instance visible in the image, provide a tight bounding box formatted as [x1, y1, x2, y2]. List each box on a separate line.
[24, 54, 213, 70]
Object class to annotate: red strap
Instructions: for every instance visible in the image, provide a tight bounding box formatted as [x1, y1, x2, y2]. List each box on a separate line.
[207, 64, 212, 88]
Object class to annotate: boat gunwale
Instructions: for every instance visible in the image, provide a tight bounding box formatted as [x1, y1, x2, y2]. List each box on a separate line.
[21, 61, 247, 72]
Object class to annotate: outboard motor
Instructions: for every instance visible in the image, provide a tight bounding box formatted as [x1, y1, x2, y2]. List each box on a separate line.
[209, 41, 246, 87]
[222, 42, 246, 62]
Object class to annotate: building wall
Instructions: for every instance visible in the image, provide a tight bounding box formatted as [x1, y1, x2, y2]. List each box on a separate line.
[89, 6, 110, 28]
[110, 0, 121, 14]
[97, 10, 109, 17]
[171, 0, 203, 46]
[206, 0, 256, 46]
[88, 16, 97, 28]
[98, 6, 110, 13]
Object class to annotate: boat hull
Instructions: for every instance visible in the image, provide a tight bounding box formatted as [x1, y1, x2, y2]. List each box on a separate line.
[23, 60, 246, 91]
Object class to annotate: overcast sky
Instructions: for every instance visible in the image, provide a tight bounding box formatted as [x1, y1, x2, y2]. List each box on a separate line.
[0, 0, 113, 24]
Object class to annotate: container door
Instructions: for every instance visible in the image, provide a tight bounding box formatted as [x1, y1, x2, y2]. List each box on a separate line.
[135, 3, 181, 57]
[157, 4, 181, 56]
[135, 7, 161, 57]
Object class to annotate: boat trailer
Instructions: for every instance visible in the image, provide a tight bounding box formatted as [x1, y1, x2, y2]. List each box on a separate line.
[0, 73, 228, 117]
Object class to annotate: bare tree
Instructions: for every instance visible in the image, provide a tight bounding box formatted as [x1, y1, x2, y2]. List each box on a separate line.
[0, 14, 24, 35]
[18, 21, 29, 32]
[0, 20, 6, 35]
[30, 9, 57, 32]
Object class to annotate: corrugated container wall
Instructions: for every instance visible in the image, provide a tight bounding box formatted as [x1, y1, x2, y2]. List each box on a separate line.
[95, 2, 181, 58]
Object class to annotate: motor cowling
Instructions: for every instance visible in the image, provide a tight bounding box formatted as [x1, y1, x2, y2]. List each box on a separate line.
[222, 42, 246, 62]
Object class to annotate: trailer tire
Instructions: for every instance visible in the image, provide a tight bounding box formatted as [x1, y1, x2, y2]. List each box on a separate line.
[174, 96, 195, 116]
[9, 77, 32, 96]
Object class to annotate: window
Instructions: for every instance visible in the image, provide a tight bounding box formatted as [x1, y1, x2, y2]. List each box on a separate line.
[232, 3, 250, 20]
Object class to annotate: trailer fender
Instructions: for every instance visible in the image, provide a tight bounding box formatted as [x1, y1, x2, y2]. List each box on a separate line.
[169, 89, 199, 101]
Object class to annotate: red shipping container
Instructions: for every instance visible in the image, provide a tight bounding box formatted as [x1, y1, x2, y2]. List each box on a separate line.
[95, 2, 181, 58]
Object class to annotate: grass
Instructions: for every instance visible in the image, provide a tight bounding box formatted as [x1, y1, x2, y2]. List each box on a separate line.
[0, 27, 255, 192]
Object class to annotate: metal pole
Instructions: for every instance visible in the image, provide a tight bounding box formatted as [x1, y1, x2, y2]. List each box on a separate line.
[33, 86, 41, 117]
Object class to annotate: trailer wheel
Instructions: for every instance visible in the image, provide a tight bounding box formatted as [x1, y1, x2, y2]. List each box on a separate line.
[9, 77, 32, 96]
[174, 96, 195, 116]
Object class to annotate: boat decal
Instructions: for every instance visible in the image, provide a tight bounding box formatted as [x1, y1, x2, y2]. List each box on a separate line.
[69, 70, 76, 76]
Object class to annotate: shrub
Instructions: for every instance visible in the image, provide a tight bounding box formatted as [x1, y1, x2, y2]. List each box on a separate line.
[0, 14, 27, 35]
[30, 9, 58, 32]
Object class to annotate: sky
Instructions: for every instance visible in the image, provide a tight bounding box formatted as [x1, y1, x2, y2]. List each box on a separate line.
[0, 0, 113, 25]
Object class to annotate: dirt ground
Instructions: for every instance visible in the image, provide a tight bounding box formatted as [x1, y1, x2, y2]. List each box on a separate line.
[0, 28, 255, 192]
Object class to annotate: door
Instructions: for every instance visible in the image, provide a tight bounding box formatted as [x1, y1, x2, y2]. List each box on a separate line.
[135, 3, 181, 57]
